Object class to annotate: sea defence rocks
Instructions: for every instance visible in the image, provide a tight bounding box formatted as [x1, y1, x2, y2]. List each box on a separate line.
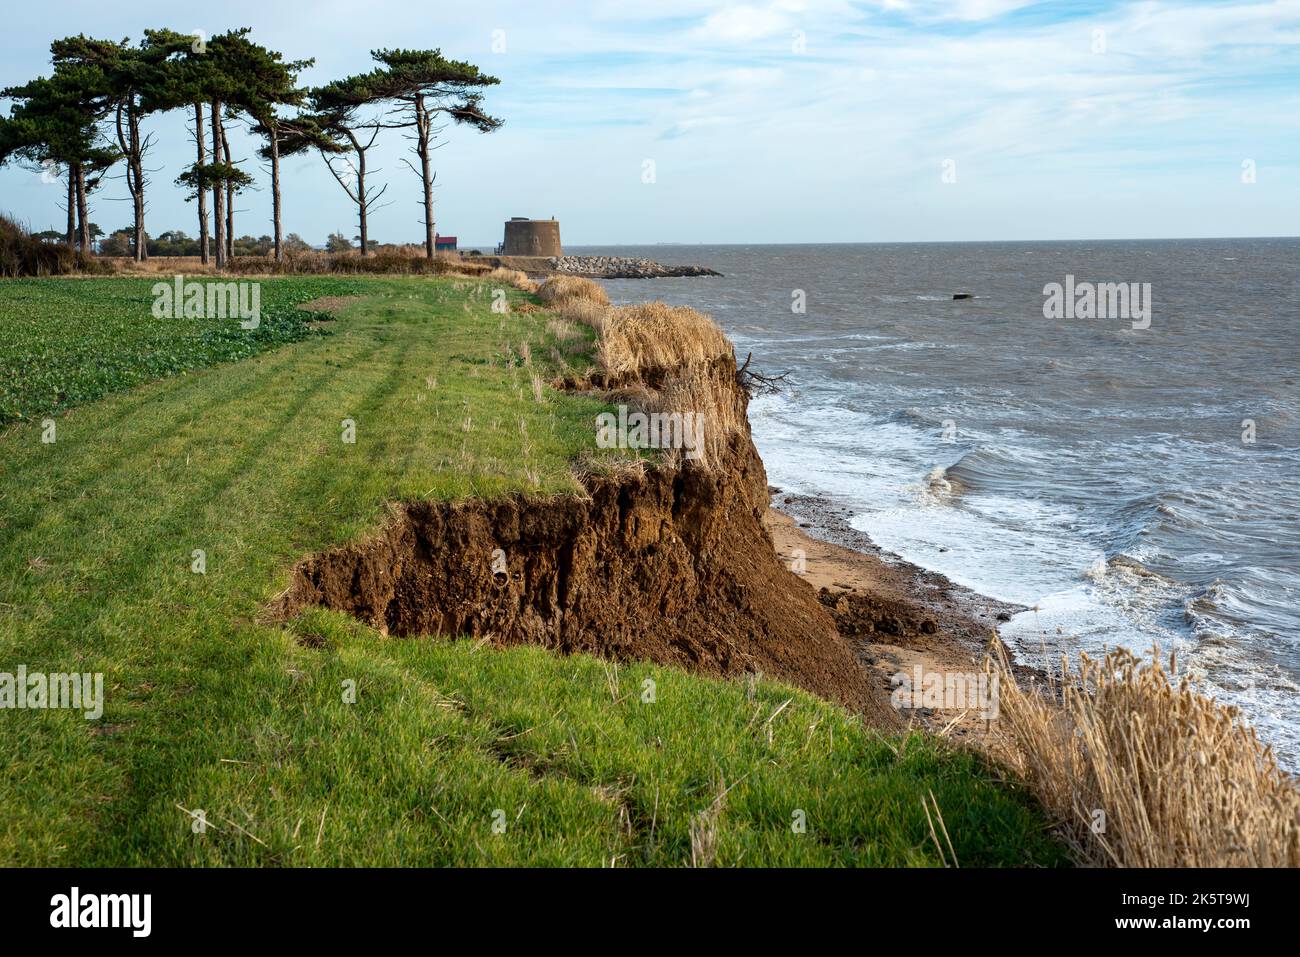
[549, 255, 721, 279]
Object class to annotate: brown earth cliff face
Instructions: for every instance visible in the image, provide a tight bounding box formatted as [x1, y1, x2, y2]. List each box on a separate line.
[279, 355, 902, 730]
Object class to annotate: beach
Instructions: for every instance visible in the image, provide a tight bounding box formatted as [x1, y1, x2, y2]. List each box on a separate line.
[765, 492, 1035, 758]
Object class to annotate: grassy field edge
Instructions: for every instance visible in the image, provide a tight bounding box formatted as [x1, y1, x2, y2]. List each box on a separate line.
[0, 275, 1068, 866]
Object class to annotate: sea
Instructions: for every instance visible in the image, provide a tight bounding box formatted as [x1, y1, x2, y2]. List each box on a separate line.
[577, 239, 1300, 768]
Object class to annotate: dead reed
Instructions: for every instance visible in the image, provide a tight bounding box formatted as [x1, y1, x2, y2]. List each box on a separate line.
[992, 641, 1300, 867]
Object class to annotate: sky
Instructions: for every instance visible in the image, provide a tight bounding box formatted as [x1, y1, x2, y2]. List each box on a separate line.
[0, 0, 1297, 245]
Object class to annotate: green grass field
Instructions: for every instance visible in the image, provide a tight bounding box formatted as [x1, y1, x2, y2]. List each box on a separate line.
[0, 275, 1067, 866]
[0, 277, 372, 425]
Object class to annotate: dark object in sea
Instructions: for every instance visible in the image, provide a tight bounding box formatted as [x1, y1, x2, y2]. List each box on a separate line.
[953, 293, 974, 300]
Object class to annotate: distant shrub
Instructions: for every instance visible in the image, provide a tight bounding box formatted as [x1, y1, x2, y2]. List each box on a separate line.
[221, 249, 495, 277]
[0, 214, 102, 278]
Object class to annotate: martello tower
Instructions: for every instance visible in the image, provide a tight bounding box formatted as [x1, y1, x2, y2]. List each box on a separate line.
[500, 217, 562, 257]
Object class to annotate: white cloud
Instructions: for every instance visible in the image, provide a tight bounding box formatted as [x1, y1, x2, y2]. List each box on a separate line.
[699, 4, 797, 42]
[2, 0, 1296, 242]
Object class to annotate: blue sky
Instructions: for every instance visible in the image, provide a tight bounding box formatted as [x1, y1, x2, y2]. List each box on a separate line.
[1, 0, 1297, 245]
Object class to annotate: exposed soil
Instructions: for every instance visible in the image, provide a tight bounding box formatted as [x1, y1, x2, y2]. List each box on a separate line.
[276, 359, 904, 728]
[278, 439, 900, 728]
[278, 429, 904, 722]
[275, 330, 1034, 742]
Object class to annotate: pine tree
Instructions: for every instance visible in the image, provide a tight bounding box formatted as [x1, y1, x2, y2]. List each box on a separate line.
[48, 34, 183, 261]
[285, 75, 392, 258]
[361, 49, 501, 259]
[0, 65, 119, 252]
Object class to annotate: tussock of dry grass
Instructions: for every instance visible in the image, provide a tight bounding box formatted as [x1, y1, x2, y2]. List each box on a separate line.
[487, 267, 539, 293]
[642, 366, 742, 469]
[545, 317, 582, 342]
[537, 277, 611, 330]
[993, 642, 1300, 867]
[538, 275, 609, 308]
[598, 302, 733, 380]
[557, 298, 609, 330]
[570, 451, 649, 488]
[1, 214, 103, 277]
[542, 294, 741, 472]
[597, 304, 742, 471]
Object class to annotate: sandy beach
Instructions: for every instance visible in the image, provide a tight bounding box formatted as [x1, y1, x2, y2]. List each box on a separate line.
[765, 489, 1042, 757]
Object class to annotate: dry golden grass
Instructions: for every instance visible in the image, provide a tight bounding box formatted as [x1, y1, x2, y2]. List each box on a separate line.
[570, 450, 650, 487]
[98, 255, 194, 274]
[992, 641, 1300, 867]
[487, 267, 539, 293]
[641, 366, 743, 469]
[536, 293, 743, 471]
[537, 275, 609, 308]
[557, 298, 609, 330]
[537, 277, 613, 329]
[545, 317, 582, 342]
[597, 302, 733, 380]
[596, 303, 741, 469]
[537, 284, 741, 472]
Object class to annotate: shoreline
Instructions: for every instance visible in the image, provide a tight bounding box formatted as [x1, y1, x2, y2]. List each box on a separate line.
[764, 487, 1046, 755]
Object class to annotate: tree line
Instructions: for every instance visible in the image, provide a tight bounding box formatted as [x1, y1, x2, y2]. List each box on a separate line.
[0, 29, 502, 266]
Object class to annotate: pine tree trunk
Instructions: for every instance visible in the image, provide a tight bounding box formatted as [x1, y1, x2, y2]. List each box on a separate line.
[270, 125, 283, 263]
[65, 172, 76, 247]
[211, 100, 225, 269]
[223, 136, 234, 260]
[195, 102, 210, 266]
[356, 146, 368, 257]
[75, 165, 89, 252]
[112, 101, 146, 261]
[129, 107, 146, 262]
[418, 100, 435, 260]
